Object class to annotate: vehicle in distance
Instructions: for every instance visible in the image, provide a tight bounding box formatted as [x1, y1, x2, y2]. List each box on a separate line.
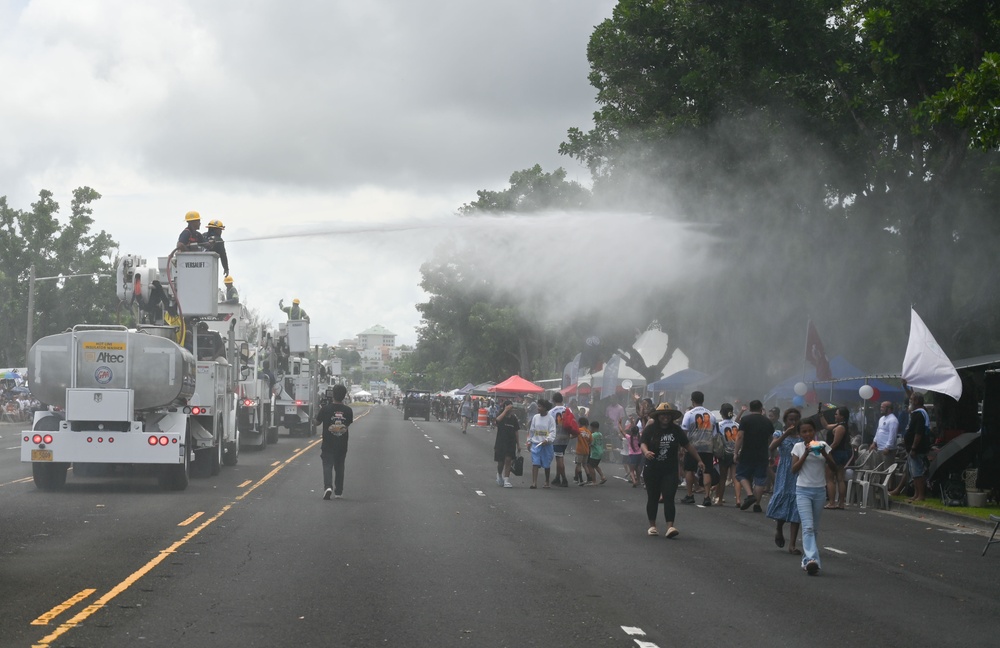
[403, 390, 432, 421]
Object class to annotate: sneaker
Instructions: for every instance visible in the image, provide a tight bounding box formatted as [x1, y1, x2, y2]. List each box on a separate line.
[665, 527, 680, 539]
[323, 488, 332, 500]
[334, 494, 343, 499]
[497, 474, 504, 486]
[647, 526, 659, 536]
[806, 561, 819, 576]
[680, 495, 696, 504]
[740, 495, 757, 510]
[503, 480, 512, 488]
[753, 504, 763, 513]
[702, 497, 712, 507]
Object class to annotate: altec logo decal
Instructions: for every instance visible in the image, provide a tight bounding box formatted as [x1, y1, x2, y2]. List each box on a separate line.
[95, 366, 114, 384]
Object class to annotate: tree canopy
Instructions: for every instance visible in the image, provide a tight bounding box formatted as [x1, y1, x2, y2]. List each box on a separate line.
[0, 188, 119, 367]
[409, 2, 1000, 392]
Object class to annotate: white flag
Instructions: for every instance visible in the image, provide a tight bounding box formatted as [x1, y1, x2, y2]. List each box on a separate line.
[902, 309, 962, 401]
[601, 354, 621, 397]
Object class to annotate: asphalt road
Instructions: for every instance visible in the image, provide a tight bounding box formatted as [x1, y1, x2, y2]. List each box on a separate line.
[1, 409, 998, 647]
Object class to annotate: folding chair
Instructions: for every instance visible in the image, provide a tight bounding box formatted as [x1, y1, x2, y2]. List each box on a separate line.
[983, 515, 1000, 556]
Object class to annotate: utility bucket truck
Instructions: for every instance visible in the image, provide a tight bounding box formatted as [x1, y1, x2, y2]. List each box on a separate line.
[20, 251, 240, 490]
[272, 320, 317, 436]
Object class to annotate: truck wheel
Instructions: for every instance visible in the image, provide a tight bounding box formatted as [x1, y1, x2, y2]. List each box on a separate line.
[223, 439, 239, 466]
[211, 432, 223, 475]
[266, 426, 279, 445]
[160, 436, 190, 491]
[33, 462, 69, 491]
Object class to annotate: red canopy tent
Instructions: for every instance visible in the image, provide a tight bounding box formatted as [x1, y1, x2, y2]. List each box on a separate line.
[489, 375, 544, 394]
[559, 383, 592, 397]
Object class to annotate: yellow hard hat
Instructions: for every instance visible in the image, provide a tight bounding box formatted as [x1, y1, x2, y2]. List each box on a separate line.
[207, 219, 225, 230]
[185, 211, 201, 222]
[224, 276, 234, 284]
[292, 298, 300, 305]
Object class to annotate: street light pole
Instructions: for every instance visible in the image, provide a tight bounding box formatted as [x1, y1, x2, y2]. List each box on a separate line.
[26, 265, 36, 365]
[24, 266, 112, 365]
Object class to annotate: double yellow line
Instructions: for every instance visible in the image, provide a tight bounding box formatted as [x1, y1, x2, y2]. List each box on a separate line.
[28, 405, 370, 647]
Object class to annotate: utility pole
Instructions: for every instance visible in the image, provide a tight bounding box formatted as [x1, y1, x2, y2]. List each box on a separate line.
[25, 264, 36, 365]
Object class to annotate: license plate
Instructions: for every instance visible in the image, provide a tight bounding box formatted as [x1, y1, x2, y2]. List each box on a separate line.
[31, 449, 53, 462]
[285, 406, 298, 414]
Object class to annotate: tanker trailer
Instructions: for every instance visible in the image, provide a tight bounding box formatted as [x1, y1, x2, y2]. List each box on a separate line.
[21, 325, 197, 490]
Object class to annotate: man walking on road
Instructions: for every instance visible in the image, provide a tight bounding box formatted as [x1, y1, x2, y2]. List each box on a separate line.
[734, 400, 771, 512]
[315, 384, 353, 500]
[680, 391, 720, 506]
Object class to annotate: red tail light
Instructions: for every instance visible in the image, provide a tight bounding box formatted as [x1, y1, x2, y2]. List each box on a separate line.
[43, 434, 53, 444]
[148, 436, 158, 446]
[295, 400, 303, 406]
[159, 436, 169, 446]
[32, 434, 42, 444]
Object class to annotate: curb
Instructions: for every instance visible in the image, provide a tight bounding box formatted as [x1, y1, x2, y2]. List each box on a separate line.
[883, 502, 997, 533]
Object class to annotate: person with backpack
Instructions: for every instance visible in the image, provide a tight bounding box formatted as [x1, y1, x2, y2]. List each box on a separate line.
[548, 392, 580, 487]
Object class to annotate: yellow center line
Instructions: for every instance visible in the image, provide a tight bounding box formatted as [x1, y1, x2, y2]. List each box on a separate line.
[177, 512, 204, 527]
[29, 407, 371, 647]
[30, 589, 96, 626]
[0, 476, 34, 487]
[237, 479, 252, 488]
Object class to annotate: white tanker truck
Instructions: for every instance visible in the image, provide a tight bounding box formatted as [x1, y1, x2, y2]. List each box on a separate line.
[20, 250, 241, 490]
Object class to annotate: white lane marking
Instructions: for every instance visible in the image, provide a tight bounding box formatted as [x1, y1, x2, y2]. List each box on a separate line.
[475, 490, 485, 497]
[424, 435, 429, 438]
[455, 470, 463, 476]
[613, 476, 630, 482]
[824, 547, 847, 555]
[622, 626, 660, 648]
[442, 455, 449, 459]
[435, 446, 440, 449]
[7, 446, 21, 450]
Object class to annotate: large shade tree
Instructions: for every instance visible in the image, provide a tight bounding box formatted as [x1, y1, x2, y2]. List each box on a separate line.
[0, 188, 118, 367]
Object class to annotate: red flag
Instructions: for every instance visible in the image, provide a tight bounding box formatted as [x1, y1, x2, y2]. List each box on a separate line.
[806, 320, 832, 381]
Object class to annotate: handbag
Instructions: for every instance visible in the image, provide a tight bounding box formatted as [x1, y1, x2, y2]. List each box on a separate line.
[711, 432, 725, 459]
[512, 454, 524, 477]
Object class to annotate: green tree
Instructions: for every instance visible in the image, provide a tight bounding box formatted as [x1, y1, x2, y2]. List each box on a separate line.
[459, 164, 591, 213]
[559, 0, 1000, 379]
[0, 188, 119, 366]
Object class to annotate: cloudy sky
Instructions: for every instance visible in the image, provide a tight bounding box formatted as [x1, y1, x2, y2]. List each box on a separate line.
[1, 0, 617, 346]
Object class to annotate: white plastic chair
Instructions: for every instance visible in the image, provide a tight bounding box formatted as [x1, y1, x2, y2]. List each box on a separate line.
[866, 463, 898, 510]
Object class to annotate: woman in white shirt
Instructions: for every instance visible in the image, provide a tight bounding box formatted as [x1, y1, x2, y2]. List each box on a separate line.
[791, 418, 838, 576]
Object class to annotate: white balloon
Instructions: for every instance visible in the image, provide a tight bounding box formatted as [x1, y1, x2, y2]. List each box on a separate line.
[794, 382, 808, 396]
[859, 385, 874, 400]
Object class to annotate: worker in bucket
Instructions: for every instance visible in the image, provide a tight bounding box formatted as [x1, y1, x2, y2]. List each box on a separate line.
[176, 211, 205, 251]
[204, 219, 230, 277]
[279, 298, 309, 321]
[223, 275, 239, 304]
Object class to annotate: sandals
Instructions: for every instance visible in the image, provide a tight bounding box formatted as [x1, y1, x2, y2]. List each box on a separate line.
[665, 527, 679, 539]
[789, 548, 802, 556]
[775, 533, 786, 549]
[823, 504, 837, 510]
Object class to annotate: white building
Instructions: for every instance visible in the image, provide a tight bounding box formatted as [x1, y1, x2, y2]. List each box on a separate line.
[357, 325, 396, 351]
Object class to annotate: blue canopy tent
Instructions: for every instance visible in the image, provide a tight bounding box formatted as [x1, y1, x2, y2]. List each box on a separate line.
[647, 369, 710, 393]
[764, 356, 905, 403]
